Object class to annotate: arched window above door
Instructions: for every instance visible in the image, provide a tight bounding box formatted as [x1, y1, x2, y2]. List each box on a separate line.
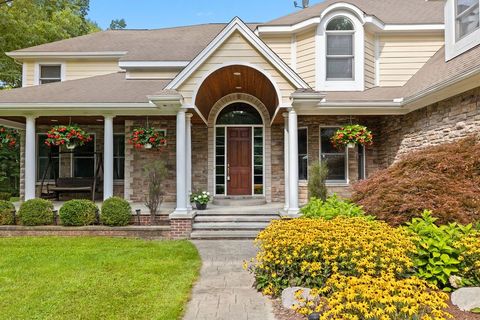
[216, 103, 262, 125]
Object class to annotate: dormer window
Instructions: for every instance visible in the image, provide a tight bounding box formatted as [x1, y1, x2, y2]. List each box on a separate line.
[326, 17, 355, 80]
[456, 0, 479, 40]
[39, 65, 62, 84]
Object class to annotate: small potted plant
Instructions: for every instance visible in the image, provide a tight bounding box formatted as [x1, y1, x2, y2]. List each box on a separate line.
[129, 128, 167, 150]
[44, 125, 92, 149]
[0, 126, 18, 149]
[190, 191, 211, 210]
[331, 124, 373, 149]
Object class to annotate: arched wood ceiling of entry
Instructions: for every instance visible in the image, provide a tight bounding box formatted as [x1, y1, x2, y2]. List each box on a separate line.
[195, 65, 279, 120]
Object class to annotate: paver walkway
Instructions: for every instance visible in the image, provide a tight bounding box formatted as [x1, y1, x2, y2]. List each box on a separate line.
[183, 240, 276, 320]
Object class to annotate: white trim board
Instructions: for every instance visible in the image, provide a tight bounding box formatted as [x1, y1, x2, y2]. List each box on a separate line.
[166, 17, 310, 90]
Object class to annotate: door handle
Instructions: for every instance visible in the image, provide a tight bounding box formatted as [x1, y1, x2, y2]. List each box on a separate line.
[227, 163, 231, 181]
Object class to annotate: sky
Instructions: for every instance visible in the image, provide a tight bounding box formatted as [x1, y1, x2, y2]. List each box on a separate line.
[88, 0, 325, 30]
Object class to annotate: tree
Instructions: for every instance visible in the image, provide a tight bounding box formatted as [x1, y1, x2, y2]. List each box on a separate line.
[308, 161, 329, 201]
[143, 160, 168, 225]
[109, 18, 127, 30]
[0, 0, 100, 88]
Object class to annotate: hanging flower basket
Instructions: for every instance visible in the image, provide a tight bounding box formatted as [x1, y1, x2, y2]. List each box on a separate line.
[0, 127, 18, 149]
[129, 128, 167, 150]
[44, 125, 92, 149]
[331, 125, 373, 149]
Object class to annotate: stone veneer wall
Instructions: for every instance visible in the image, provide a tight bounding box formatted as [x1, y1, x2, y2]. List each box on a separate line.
[376, 87, 480, 167]
[191, 124, 209, 192]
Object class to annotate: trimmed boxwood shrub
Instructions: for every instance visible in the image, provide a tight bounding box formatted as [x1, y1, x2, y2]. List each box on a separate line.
[101, 197, 131, 226]
[0, 200, 15, 225]
[18, 199, 54, 226]
[352, 136, 480, 226]
[59, 199, 98, 226]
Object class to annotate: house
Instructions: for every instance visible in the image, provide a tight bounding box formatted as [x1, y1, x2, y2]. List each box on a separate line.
[0, 0, 479, 237]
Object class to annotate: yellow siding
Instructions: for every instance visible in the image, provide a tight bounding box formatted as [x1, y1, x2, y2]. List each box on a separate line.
[364, 32, 376, 89]
[296, 28, 316, 88]
[23, 61, 35, 87]
[261, 35, 292, 66]
[126, 70, 180, 79]
[379, 35, 444, 87]
[178, 31, 298, 107]
[65, 60, 120, 81]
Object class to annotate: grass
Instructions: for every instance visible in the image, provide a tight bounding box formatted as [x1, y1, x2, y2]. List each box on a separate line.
[8, 197, 19, 202]
[0, 237, 201, 320]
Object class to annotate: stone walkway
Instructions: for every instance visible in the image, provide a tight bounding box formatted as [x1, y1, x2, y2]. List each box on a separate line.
[183, 240, 275, 320]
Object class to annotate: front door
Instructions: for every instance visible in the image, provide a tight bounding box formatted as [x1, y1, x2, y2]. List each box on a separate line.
[227, 127, 252, 195]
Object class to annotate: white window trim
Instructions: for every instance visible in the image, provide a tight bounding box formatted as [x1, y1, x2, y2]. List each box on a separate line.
[319, 126, 349, 185]
[316, 10, 365, 91]
[445, 0, 480, 61]
[298, 127, 308, 182]
[34, 62, 66, 85]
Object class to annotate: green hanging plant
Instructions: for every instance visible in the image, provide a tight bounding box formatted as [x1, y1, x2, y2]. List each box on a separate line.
[331, 124, 373, 148]
[45, 125, 92, 150]
[0, 127, 18, 149]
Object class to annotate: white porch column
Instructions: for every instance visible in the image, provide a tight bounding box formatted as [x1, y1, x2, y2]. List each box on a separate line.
[103, 115, 114, 200]
[174, 109, 188, 213]
[186, 113, 193, 210]
[283, 113, 290, 211]
[24, 116, 36, 200]
[288, 109, 299, 214]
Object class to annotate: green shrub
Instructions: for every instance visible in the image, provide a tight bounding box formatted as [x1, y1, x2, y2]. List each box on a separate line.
[300, 194, 372, 220]
[101, 197, 131, 226]
[406, 210, 473, 289]
[0, 200, 15, 225]
[18, 199, 54, 226]
[59, 199, 98, 226]
[307, 161, 328, 201]
[0, 192, 12, 201]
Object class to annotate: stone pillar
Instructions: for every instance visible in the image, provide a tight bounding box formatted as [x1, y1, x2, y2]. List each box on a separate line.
[283, 113, 290, 211]
[288, 109, 299, 214]
[174, 109, 187, 213]
[186, 113, 193, 210]
[103, 115, 114, 200]
[24, 116, 36, 200]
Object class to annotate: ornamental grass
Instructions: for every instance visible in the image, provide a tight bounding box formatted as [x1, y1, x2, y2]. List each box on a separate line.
[250, 217, 416, 296]
[293, 274, 451, 320]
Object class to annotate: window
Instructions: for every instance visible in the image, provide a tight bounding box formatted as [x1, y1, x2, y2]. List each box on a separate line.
[326, 17, 354, 80]
[37, 134, 59, 181]
[298, 128, 308, 180]
[73, 135, 95, 178]
[456, 0, 479, 40]
[320, 127, 347, 183]
[215, 127, 226, 195]
[39, 65, 62, 84]
[253, 127, 264, 195]
[113, 134, 125, 180]
[357, 144, 366, 180]
[217, 103, 262, 125]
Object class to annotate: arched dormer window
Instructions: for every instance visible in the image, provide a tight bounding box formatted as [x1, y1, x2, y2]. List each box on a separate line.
[326, 17, 354, 80]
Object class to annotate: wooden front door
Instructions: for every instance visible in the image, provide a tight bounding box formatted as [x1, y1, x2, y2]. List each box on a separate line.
[227, 127, 252, 195]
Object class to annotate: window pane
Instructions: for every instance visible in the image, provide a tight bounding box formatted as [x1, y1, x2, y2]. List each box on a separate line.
[217, 103, 262, 125]
[37, 135, 59, 180]
[327, 34, 353, 55]
[299, 155, 308, 180]
[114, 158, 125, 180]
[216, 185, 225, 195]
[322, 154, 346, 181]
[326, 17, 354, 30]
[74, 158, 95, 178]
[327, 57, 353, 79]
[40, 65, 61, 79]
[358, 144, 365, 180]
[321, 128, 343, 153]
[298, 128, 308, 154]
[114, 135, 125, 157]
[457, 4, 479, 39]
[298, 128, 308, 180]
[40, 79, 61, 84]
[457, 0, 478, 14]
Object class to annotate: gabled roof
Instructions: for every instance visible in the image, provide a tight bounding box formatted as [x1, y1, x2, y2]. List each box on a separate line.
[265, 0, 444, 26]
[9, 24, 257, 62]
[166, 17, 310, 90]
[0, 72, 169, 104]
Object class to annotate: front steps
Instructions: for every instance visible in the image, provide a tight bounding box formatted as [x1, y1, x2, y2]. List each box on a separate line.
[190, 203, 281, 239]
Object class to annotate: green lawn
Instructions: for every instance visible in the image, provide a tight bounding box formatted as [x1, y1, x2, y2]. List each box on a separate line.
[0, 237, 201, 320]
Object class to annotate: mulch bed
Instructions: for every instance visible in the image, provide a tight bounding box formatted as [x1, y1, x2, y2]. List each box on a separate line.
[272, 297, 480, 320]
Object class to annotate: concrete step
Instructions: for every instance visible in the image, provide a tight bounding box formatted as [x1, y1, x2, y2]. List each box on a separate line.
[190, 230, 261, 239]
[193, 222, 270, 230]
[195, 210, 279, 216]
[195, 215, 279, 223]
[212, 197, 267, 206]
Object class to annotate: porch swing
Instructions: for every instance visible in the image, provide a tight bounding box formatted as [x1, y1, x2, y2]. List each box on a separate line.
[39, 151, 104, 201]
